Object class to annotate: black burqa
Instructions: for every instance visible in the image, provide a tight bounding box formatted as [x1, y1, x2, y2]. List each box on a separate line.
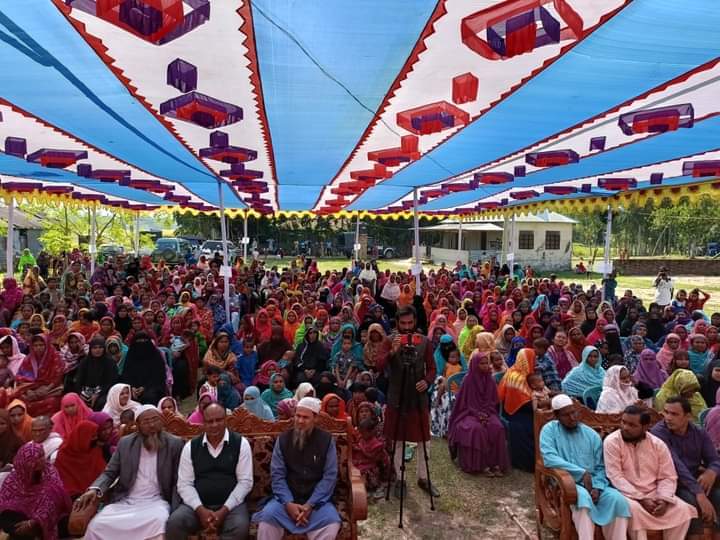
[74, 336, 119, 410]
[120, 331, 167, 405]
[293, 328, 328, 386]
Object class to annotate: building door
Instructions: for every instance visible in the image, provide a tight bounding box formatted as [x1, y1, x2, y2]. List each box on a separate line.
[480, 231, 487, 250]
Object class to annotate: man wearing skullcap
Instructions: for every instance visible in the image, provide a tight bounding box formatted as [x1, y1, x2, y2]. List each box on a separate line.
[74, 405, 185, 540]
[539, 395, 631, 538]
[252, 397, 341, 539]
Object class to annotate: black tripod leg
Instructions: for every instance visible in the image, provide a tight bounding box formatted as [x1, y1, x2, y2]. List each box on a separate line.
[385, 433, 398, 502]
[420, 437, 435, 511]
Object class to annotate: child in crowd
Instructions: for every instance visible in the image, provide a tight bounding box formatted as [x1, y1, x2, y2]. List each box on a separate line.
[352, 417, 390, 500]
[444, 349, 464, 393]
[199, 365, 222, 401]
[528, 372, 551, 411]
[489, 351, 507, 378]
[235, 338, 258, 388]
[331, 336, 361, 389]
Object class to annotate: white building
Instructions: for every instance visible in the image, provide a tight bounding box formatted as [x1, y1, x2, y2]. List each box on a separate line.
[420, 210, 576, 272]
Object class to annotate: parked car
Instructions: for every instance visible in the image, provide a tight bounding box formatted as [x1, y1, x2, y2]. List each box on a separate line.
[151, 237, 194, 264]
[98, 244, 124, 260]
[199, 240, 240, 260]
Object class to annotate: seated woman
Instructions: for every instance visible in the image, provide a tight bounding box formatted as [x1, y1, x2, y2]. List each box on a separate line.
[0, 443, 70, 540]
[7, 400, 32, 442]
[0, 410, 22, 482]
[561, 346, 606, 400]
[101, 383, 141, 426]
[188, 392, 215, 425]
[321, 393, 348, 420]
[655, 368, 707, 423]
[595, 365, 640, 414]
[11, 334, 64, 416]
[120, 331, 167, 405]
[157, 396, 183, 418]
[632, 349, 668, 393]
[294, 327, 329, 387]
[241, 386, 274, 421]
[54, 420, 107, 498]
[449, 352, 509, 476]
[87, 412, 118, 461]
[73, 337, 119, 411]
[260, 373, 293, 419]
[50, 393, 92, 438]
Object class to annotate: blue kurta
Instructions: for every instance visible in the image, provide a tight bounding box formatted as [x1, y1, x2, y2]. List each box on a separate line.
[251, 436, 341, 533]
[540, 420, 630, 525]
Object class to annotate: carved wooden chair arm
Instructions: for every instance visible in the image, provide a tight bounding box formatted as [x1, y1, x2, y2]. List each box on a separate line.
[67, 495, 101, 536]
[540, 466, 578, 506]
[349, 463, 368, 521]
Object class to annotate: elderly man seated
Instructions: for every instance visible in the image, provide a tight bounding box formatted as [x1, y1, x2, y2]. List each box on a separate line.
[540, 394, 630, 538]
[604, 405, 696, 540]
[252, 396, 342, 540]
[30, 416, 62, 463]
[74, 405, 185, 540]
[168, 403, 254, 539]
[651, 396, 720, 540]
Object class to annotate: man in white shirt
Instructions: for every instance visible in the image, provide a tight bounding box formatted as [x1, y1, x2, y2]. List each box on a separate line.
[167, 403, 253, 539]
[30, 416, 62, 463]
[654, 267, 674, 308]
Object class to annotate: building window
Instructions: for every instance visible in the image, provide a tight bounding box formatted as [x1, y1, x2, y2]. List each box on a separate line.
[545, 231, 561, 250]
[518, 230, 534, 250]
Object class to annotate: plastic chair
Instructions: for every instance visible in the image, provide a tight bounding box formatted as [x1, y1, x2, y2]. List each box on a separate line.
[447, 370, 467, 394]
[699, 407, 710, 427]
[582, 385, 603, 410]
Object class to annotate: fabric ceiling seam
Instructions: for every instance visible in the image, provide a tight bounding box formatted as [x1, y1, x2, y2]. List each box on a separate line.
[376, 57, 720, 210]
[319, 0, 633, 211]
[49, 0, 248, 210]
[240, 0, 280, 209]
[0, 97, 210, 206]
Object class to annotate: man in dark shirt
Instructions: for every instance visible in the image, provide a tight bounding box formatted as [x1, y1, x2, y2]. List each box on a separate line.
[252, 397, 341, 539]
[651, 396, 720, 539]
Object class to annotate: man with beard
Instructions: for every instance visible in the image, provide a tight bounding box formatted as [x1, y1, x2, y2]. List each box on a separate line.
[604, 405, 696, 539]
[31, 416, 63, 463]
[252, 397, 341, 539]
[651, 396, 720, 539]
[376, 305, 437, 498]
[74, 405, 184, 540]
[168, 403, 253, 539]
[539, 394, 630, 538]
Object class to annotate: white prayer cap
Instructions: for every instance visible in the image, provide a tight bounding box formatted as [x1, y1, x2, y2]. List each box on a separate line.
[297, 397, 321, 415]
[136, 404, 160, 419]
[551, 394, 574, 411]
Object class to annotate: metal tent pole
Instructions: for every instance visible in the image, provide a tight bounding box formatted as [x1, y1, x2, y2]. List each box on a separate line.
[89, 204, 97, 276]
[6, 197, 14, 277]
[134, 211, 141, 255]
[602, 205, 613, 302]
[413, 188, 421, 294]
[242, 210, 249, 261]
[217, 182, 231, 323]
[507, 213, 516, 272]
[456, 219, 463, 260]
[354, 213, 361, 264]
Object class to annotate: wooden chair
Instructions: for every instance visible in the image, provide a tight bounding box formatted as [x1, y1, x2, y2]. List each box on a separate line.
[69, 409, 367, 539]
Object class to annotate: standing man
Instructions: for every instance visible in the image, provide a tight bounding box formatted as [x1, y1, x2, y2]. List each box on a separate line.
[168, 403, 253, 539]
[651, 396, 720, 539]
[604, 405, 696, 540]
[252, 397, 341, 540]
[539, 394, 630, 538]
[376, 305, 437, 498]
[654, 267, 674, 309]
[74, 405, 185, 540]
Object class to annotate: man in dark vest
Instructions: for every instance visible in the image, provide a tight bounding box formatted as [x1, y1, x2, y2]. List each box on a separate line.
[167, 403, 253, 539]
[252, 396, 341, 540]
[377, 305, 438, 498]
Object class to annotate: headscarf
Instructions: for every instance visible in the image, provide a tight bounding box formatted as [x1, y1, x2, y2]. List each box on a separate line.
[188, 392, 215, 425]
[705, 387, 720, 449]
[294, 382, 315, 401]
[0, 278, 23, 314]
[59, 332, 87, 375]
[687, 334, 711, 375]
[655, 369, 706, 422]
[494, 324, 515, 357]
[461, 325, 484, 359]
[0, 443, 71, 540]
[561, 346, 606, 397]
[506, 336, 526, 367]
[475, 332, 496, 354]
[276, 398, 297, 419]
[321, 393, 348, 420]
[596, 365, 638, 413]
[15, 334, 63, 386]
[241, 386, 274, 421]
[254, 309, 273, 342]
[1, 334, 26, 375]
[261, 374, 293, 417]
[7, 399, 33, 442]
[51, 393, 92, 438]
[105, 335, 127, 374]
[102, 383, 141, 425]
[497, 348, 535, 415]
[55, 421, 107, 497]
[702, 358, 720, 407]
[363, 323, 391, 370]
[632, 349, 668, 390]
[657, 333, 681, 370]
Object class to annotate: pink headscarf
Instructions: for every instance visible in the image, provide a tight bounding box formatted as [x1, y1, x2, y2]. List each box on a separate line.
[51, 393, 93, 438]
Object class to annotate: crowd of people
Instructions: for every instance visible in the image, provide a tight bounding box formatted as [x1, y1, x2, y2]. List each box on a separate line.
[0, 247, 719, 538]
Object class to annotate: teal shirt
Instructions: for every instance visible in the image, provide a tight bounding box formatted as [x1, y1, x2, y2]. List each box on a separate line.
[540, 420, 630, 525]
